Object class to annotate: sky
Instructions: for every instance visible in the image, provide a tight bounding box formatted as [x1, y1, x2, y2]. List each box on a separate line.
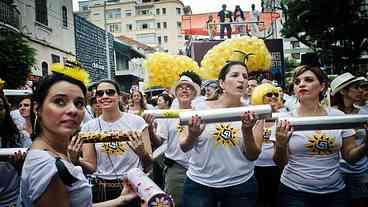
[72, 0, 262, 13]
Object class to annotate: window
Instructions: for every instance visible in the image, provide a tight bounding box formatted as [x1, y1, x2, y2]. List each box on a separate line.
[125, 10, 132, 16]
[156, 8, 160, 15]
[93, 12, 101, 16]
[157, 36, 162, 44]
[106, 9, 121, 19]
[35, 0, 48, 25]
[81, 6, 88, 11]
[141, 10, 148, 15]
[51, 54, 60, 63]
[41, 62, 48, 76]
[62, 6, 67, 28]
[177, 21, 181, 29]
[127, 24, 133, 31]
[164, 35, 168, 43]
[163, 22, 167, 29]
[157, 22, 161, 29]
[162, 8, 166, 15]
[176, 8, 181, 15]
[136, 33, 156, 45]
[142, 23, 148, 29]
[108, 23, 121, 32]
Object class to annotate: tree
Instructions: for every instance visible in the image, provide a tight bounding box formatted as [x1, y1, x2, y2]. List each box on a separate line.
[0, 28, 36, 89]
[281, 0, 368, 74]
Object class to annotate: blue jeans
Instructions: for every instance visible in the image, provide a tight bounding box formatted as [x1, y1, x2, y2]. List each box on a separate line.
[182, 176, 257, 207]
[279, 183, 348, 207]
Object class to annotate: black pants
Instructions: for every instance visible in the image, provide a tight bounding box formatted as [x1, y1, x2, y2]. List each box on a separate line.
[220, 24, 232, 39]
[255, 166, 282, 207]
[91, 177, 141, 206]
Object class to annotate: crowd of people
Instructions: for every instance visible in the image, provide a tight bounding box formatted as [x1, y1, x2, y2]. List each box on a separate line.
[0, 61, 368, 207]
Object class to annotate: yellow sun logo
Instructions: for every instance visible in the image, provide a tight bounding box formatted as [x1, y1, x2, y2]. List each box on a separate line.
[102, 142, 126, 155]
[213, 123, 239, 147]
[305, 131, 337, 155]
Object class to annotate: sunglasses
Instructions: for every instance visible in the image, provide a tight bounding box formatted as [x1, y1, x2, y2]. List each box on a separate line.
[19, 103, 30, 107]
[265, 92, 279, 98]
[96, 89, 117, 97]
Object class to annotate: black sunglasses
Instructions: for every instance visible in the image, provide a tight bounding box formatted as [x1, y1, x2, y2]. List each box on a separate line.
[96, 89, 117, 97]
[265, 92, 279, 98]
[19, 103, 30, 107]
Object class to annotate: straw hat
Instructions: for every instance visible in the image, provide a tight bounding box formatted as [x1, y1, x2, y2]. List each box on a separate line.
[330, 72, 365, 96]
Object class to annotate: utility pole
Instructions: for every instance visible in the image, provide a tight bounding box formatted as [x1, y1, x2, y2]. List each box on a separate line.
[104, 1, 111, 79]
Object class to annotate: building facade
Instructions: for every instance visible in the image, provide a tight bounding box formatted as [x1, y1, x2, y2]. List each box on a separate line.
[74, 14, 114, 82]
[77, 0, 186, 54]
[13, 0, 76, 77]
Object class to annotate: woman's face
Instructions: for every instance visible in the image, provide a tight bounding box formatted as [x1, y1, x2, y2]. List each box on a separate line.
[293, 70, 325, 102]
[132, 92, 142, 103]
[38, 81, 85, 138]
[157, 96, 169, 109]
[220, 64, 248, 97]
[343, 82, 363, 103]
[19, 98, 31, 119]
[263, 91, 280, 112]
[0, 98, 6, 124]
[96, 82, 119, 110]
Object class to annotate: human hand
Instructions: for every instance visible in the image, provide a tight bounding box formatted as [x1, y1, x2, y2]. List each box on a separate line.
[275, 120, 293, 147]
[188, 115, 205, 141]
[127, 131, 146, 158]
[142, 113, 156, 129]
[118, 178, 138, 205]
[67, 136, 83, 165]
[241, 111, 257, 132]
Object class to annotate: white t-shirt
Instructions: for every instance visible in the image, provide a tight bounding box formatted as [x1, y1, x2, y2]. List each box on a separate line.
[81, 113, 147, 180]
[255, 123, 276, 167]
[18, 150, 92, 207]
[157, 118, 191, 168]
[186, 102, 255, 188]
[281, 107, 355, 194]
[340, 108, 368, 174]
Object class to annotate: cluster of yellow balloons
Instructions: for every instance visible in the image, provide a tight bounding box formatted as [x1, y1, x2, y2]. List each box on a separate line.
[143, 52, 200, 89]
[201, 36, 272, 80]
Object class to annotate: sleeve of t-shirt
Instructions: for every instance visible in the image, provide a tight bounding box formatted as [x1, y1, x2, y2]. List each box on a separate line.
[26, 152, 58, 203]
[328, 107, 355, 138]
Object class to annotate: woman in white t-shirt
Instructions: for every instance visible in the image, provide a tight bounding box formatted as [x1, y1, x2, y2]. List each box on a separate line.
[251, 83, 283, 207]
[18, 67, 137, 207]
[180, 61, 262, 207]
[330, 73, 368, 207]
[274, 65, 368, 207]
[80, 79, 152, 205]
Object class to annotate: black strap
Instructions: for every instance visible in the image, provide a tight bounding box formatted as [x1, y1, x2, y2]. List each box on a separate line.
[55, 157, 78, 186]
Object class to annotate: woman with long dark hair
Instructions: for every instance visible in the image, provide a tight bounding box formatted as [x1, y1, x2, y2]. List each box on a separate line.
[0, 93, 31, 206]
[18, 65, 137, 206]
[180, 61, 262, 207]
[330, 73, 368, 207]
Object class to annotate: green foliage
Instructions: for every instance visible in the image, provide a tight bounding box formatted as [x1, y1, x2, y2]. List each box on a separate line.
[0, 29, 36, 89]
[281, 0, 368, 72]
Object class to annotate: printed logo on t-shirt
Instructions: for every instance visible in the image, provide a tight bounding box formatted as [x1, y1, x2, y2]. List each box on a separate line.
[263, 127, 273, 143]
[304, 131, 337, 155]
[102, 142, 126, 155]
[213, 123, 239, 146]
[176, 124, 184, 134]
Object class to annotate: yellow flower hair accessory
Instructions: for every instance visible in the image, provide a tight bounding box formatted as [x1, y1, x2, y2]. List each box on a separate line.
[143, 52, 200, 89]
[0, 78, 5, 90]
[51, 60, 90, 86]
[251, 83, 279, 105]
[201, 36, 272, 80]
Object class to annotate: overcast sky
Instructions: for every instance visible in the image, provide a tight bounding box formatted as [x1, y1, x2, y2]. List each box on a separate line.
[72, 0, 262, 13]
